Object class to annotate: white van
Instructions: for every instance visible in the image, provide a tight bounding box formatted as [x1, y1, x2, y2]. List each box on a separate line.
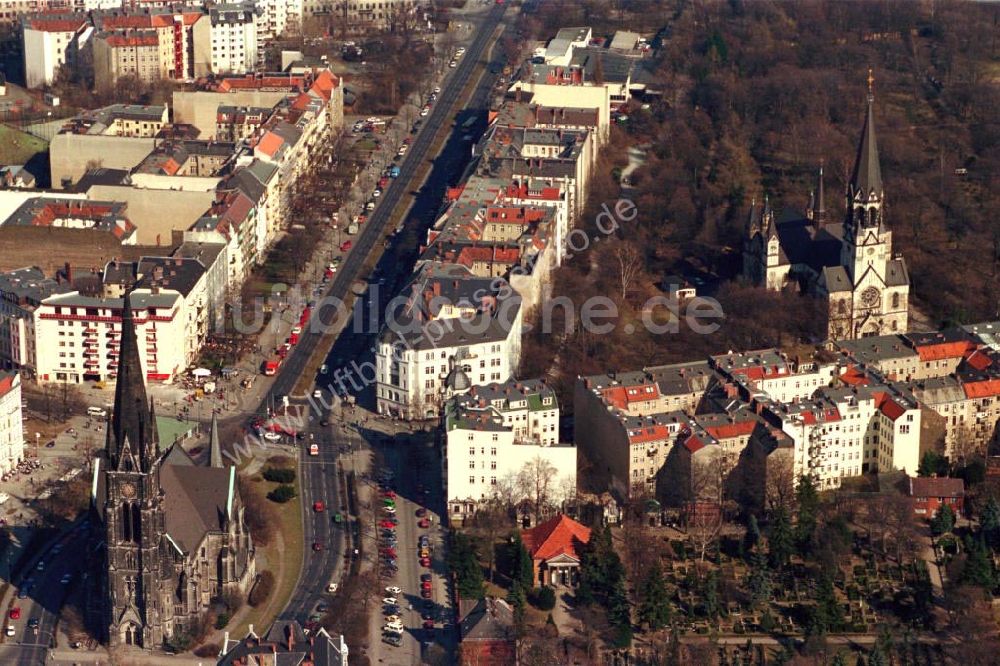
[87, 407, 108, 419]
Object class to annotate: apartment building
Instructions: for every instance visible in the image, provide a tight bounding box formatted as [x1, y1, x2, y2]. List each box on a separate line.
[93, 9, 205, 84]
[0, 371, 23, 476]
[0, 268, 73, 374]
[375, 263, 522, 420]
[34, 288, 188, 383]
[22, 13, 89, 88]
[194, 2, 260, 75]
[256, 0, 301, 41]
[444, 379, 575, 520]
[92, 30, 161, 90]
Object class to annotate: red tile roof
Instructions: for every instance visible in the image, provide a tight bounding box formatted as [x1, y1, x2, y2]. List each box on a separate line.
[26, 17, 86, 32]
[874, 392, 906, 421]
[839, 365, 870, 386]
[256, 131, 284, 158]
[627, 424, 671, 445]
[703, 420, 756, 440]
[965, 349, 993, 372]
[0, 373, 16, 398]
[104, 33, 159, 48]
[963, 379, 1000, 399]
[309, 69, 340, 101]
[521, 514, 590, 563]
[600, 383, 660, 410]
[908, 476, 964, 499]
[915, 340, 975, 362]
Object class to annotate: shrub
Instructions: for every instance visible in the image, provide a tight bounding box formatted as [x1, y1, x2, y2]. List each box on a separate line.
[194, 643, 220, 658]
[214, 612, 230, 630]
[530, 586, 556, 610]
[263, 467, 296, 484]
[267, 484, 296, 503]
[249, 570, 275, 607]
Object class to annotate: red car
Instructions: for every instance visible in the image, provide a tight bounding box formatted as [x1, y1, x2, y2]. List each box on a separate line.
[382, 490, 397, 499]
[421, 581, 432, 590]
[418, 518, 430, 529]
[379, 520, 397, 529]
[340, 240, 352, 252]
[312, 542, 324, 552]
[423, 619, 434, 629]
[420, 557, 431, 568]
[381, 548, 397, 558]
[9, 607, 20, 620]
[313, 501, 325, 512]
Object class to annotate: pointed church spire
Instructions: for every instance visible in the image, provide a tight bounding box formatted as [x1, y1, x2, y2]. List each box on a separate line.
[108, 287, 157, 471]
[816, 161, 826, 224]
[208, 412, 223, 468]
[849, 69, 883, 201]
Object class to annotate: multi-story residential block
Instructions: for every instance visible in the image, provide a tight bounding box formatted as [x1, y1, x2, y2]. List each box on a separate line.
[0, 267, 72, 374]
[193, 2, 260, 75]
[34, 288, 189, 383]
[21, 12, 89, 89]
[0, 371, 23, 476]
[443, 379, 574, 520]
[91, 8, 205, 88]
[375, 262, 522, 420]
[92, 30, 161, 91]
[255, 0, 302, 41]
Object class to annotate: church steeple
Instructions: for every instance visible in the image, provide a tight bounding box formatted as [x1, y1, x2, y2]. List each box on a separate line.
[208, 412, 223, 468]
[107, 288, 158, 472]
[849, 69, 883, 203]
[815, 162, 826, 224]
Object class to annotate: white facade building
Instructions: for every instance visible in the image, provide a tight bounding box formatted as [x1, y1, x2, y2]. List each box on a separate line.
[255, 0, 301, 40]
[202, 3, 260, 74]
[444, 379, 575, 519]
[22, 13, 89, 89]
[374, 263, 522, 420]
[0, 371, 23, 476]
[761, 384, 921, 490]
[34, 289, 188, 384]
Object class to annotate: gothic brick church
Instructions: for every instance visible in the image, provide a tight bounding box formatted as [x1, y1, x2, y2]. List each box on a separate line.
[743, 75, 910, 340]
[87, 289, 255, 648]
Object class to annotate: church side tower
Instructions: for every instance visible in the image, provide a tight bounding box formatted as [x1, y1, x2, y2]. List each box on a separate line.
[103, 289, 165, 648]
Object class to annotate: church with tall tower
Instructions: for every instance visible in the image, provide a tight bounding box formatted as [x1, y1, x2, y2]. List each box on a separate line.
[742, 72, 910, 340]
[88, 288, 255, 649]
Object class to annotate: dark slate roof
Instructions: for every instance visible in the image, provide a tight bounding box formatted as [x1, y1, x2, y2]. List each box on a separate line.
[137, 256, 206, 297]
[460, 597, 514, 641]
[219, 624, 347, 666]
[208, 413, 223, 467]
[161, 442, 196, 466]
[773, 217, 844, 273]
[160, 464, 230, 553]
[885, 258, 908, 287]
[850, 97, 882, 199]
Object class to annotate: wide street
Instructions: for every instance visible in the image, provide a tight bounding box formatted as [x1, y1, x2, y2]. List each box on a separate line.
[272, 0, 508, 648]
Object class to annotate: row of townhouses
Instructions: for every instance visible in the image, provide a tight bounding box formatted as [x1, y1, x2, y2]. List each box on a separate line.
[17, 0, 432, 89]
[574, 320, 1000, 513]
[0, 69, 342, 383]
[366, 26, 656, 518]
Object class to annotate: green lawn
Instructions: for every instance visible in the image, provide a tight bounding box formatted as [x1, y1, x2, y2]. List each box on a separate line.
[0, 124, 48, 165]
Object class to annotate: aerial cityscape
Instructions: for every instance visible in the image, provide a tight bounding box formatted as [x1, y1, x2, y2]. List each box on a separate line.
[0, 0, 997, 664]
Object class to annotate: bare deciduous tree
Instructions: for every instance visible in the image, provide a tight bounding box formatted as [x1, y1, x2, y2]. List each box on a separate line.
[614, 241, 642, 303]
[518, 456, 559, 520]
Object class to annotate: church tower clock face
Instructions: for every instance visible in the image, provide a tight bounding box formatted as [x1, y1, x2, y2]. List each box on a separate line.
[861, 286, 880, 308]
[121, 482, 136, 499]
